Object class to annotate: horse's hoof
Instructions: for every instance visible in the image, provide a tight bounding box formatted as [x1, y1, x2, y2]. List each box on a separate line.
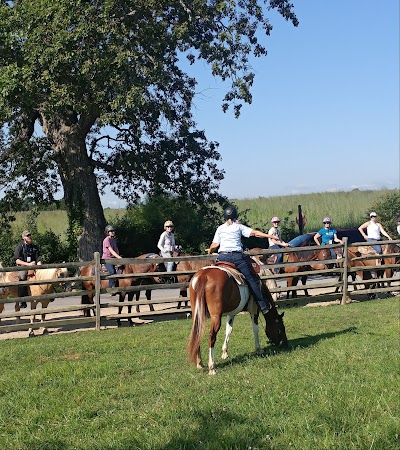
[208, 369, 216, 375]
[28, 331, 35, 337]
[128, 321, 134, 327]
[41, 328, 49, 335]
[221, 351, 229, 360]
[117, 322, 122, 327]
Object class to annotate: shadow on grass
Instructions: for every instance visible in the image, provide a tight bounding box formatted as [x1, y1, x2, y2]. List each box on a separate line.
[217, 327, 358, 371]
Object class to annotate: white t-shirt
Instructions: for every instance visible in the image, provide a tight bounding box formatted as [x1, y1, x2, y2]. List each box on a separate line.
[212, 221, 252, 252]
[367, 222, 381, 240]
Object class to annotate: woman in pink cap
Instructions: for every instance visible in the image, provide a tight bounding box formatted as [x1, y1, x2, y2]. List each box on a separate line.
[268, 217, 290, 274]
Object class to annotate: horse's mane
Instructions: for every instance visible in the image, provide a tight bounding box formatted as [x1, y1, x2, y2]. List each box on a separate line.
[292, 248, 330, 261]
[33, 267, 67, 280]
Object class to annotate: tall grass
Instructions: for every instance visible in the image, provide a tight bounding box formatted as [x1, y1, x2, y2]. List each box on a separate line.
[11, 189, 395, 240]
[233, 189, 395, 231]
[0, 297, 398, 449]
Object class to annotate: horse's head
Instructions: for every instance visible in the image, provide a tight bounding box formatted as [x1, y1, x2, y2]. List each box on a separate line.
[264, 308, 288, 347]
[56, 266, 72, 291]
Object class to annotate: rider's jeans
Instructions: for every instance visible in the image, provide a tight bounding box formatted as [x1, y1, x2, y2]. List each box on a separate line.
[217, 252, 270, 314]
[161, 251, 174, 272]
[105, 262, 117, 288]
[367, 238, 382, 255]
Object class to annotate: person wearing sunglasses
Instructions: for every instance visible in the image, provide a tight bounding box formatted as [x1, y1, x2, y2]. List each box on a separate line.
[157, 220, 176, 272]
[358, 212, 392, 255]
[268, 216, 290, 274]
[14, 230, 41, 308]
[314, 217, 343, 262]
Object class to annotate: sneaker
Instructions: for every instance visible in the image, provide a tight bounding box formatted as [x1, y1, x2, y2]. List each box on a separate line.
[20, 301, 27, 309]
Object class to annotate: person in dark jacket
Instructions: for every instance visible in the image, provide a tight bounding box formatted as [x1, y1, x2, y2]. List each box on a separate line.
[14, 230, 41, 308]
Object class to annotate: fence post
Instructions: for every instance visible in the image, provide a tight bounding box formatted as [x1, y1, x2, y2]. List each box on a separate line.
[94, 252, 101, 330]
[341, 237, 349, 305]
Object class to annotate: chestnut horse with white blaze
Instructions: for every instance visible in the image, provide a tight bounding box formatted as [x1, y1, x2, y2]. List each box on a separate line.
[188, 265, 287, 375]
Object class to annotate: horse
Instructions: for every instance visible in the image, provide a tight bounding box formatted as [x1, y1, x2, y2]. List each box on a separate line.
[80, 254, 164, 326]
[117, 254, 165, 326]
[284, 247, 334, 299]
[187, 264, 287, 375]
[0, 265, 68, 336]
[346, 244, 399, 299]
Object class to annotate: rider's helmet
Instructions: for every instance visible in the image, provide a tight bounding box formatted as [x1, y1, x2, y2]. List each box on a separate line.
[105, 224, 116, 233]
[223, 206, 238, 220]
[271, 216, 280, 223]
[164, 220, 174, 229]
[323, 217, 332, 223]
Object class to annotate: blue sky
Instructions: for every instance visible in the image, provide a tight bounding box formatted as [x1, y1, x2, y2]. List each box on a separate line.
[103, 0, 399, 207]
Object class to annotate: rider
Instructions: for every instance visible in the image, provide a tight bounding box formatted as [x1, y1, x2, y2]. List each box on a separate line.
[313, 217, 343, 262]
[102, 225, 122, 290]
[268, 216, 291, 274]
[14, 230, 41, 308]
[208, 206, 279, 317]
[157, 220, 176, 272]
[358, 212, 392, 255]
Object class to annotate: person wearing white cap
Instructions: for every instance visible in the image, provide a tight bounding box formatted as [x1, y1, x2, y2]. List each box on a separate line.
[157, 220, 176, 272]
[268, 217, 290, 274]
[358, 212, 392, 255]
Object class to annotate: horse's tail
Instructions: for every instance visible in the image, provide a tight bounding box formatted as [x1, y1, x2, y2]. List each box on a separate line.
[187, 272, 207, 365]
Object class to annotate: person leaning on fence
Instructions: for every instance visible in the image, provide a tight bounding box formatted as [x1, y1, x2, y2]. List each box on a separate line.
[313, 217, 343, 262]
[102, 225, 122, 290]
[207, 205, 279, 318]
[14, 230, 41, 308]
[268, 216, 290, 274]
[358, 212, 392, 255]
[157, 220, 176, 272]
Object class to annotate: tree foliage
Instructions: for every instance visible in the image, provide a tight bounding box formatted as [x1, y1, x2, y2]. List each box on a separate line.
[0, 0, 298, 258]
[371, 190, 400, 238]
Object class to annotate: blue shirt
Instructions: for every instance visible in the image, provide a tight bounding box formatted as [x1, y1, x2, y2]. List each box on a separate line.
[317, 227, 337, 245]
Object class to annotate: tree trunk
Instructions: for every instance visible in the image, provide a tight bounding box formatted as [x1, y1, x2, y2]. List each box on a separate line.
[41, 114, 106, 261]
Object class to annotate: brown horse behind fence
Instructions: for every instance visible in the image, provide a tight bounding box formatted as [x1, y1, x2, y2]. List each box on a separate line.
[284, 247, 334, 299]
[80, 254, 164, 326]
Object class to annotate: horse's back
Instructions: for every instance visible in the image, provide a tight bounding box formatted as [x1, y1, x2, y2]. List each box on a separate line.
[190, 267, 243, 315]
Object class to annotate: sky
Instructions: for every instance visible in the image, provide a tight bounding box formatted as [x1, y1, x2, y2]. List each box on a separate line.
[102, 0, 399, 207]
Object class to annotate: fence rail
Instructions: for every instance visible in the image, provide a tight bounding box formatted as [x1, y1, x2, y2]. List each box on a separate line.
[0, 238, 399, 336]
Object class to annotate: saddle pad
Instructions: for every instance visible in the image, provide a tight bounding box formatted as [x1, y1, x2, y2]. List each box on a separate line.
[357, 246, 379, 256]
[205, 265, 246, 285]
[146, 253, 158, 259]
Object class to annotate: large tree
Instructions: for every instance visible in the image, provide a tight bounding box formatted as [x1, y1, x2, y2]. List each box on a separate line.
[0, 0, 298, 260]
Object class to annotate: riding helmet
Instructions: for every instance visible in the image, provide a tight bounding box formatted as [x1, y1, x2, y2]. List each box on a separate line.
[164, 220, 174, 228]
[105, 224, 116, 233]
[223, 206, 238, 220]
[271, 216, 280, 223]
[323, 217, 332, 223]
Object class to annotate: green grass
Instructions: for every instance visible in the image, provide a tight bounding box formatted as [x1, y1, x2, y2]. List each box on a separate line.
[12, 189, 396, 241]
[0, 297, 399, 449]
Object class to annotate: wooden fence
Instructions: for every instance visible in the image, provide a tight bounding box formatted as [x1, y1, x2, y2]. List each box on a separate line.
[0, 237, 399, 336]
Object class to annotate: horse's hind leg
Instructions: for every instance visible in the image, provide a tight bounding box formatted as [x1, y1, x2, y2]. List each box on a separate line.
[221, 315, 234, 360]
[28, 302, 37, 337]
[208, 315, 222, 375]
[127, 292, 134, 327]
[117, 293, 125, 327]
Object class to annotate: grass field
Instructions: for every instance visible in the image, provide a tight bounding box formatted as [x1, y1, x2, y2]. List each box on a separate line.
[12, 189, 396, 240]
[0, 297, 398, 449]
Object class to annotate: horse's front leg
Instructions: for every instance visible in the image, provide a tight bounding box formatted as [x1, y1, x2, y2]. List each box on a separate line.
[221, 315, 234, 360]
[127, 292, 134, 327]
[208, 315, 221, 375]
[248, 303, 262, 353]
[146, 289, 154, 312]
[28, 301, 37, 337]
[117, 292, 125, 327]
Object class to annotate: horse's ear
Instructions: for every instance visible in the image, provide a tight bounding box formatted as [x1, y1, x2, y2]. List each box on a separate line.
[280, 312, 285, 317]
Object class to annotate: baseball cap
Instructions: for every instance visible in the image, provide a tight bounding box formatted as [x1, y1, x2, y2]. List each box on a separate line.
[370, 212, 377, 217]
[22, 230, 32, 237]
